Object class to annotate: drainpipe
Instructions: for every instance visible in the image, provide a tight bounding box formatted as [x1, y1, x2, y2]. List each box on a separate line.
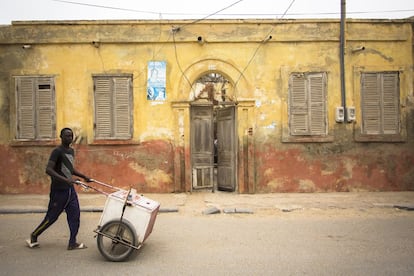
[340, 0, 347, 121]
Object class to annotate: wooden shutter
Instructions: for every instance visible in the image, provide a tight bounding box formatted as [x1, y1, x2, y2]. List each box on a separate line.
[289, 73, 326, 136]
[361, 72, 399, 135]
[309, 73, 326, 135]
[36, 78, 55, 138]
[16, 78, 36, 139]
[94, 77, 112, 138]
[94, 76, 132, 139]
[16, 76, 55, 140]
[113, 77, 132, 138]
[289, 74, 308, 135]
[382, 73, 399, 134]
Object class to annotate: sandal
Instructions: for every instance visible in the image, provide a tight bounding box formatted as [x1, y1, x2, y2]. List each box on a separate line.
[67, 242, 87, 250]
[26, 239, 39, 248]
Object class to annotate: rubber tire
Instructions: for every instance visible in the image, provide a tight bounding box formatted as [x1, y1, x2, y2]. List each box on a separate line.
[97, 220, 138, 262]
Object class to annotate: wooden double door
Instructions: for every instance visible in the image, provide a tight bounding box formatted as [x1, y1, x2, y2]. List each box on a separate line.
[190, 103, 236, 191]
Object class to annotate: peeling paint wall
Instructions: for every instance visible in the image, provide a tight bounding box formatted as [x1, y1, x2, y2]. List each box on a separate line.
[0, 141, 174, 194]
[0, 19, 413, 194]
[254, 143, 414, 192]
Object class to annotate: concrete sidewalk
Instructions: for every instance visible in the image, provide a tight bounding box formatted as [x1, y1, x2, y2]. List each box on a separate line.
[1, 191, 414, 215]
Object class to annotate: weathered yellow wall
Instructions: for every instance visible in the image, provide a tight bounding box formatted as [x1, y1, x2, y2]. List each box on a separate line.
[0, 19, 413, 193]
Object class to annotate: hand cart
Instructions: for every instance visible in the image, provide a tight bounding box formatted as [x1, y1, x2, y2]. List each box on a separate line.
[76, 179, 160, 262]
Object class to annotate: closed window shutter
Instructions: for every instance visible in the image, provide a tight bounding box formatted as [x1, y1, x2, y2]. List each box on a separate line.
[113, 77, 132, 138]
[94, 76, 132, 139]
[361, 72, 399, 135]
[94, 77, 112, 138]
[382, 73, 399, 134]
[289, 74, 308, 135]
[16, 77, 55, 140]
[36, 78, 55, 138]
[309, 73, 326, 135]
[289, 73, 327, 136]
[17, 78, 36, 139]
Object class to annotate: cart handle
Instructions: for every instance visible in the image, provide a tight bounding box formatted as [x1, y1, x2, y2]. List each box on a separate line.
[89, 179, 123, 191]
[74, 180, 111, 196]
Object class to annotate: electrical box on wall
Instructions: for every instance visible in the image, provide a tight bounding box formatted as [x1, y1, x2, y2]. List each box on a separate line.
[347, 107, 356, 122]
[335, 107, 344, 123]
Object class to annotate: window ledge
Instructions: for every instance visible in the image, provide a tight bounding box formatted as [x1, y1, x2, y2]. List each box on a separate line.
[354, 134, 406, 142]
[10, 140, 59, 147]
[90, 139, 140, 146]
[282, 135, 334, 143]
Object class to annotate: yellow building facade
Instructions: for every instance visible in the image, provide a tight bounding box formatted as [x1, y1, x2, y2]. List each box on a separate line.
[0, 19, 413, 193]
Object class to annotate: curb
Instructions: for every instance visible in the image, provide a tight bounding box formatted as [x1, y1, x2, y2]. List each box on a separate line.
[394, 205, 414, 211]
[222, 208, 254, 214]
[0, 207, 179, 214]
[1, 203, 414, 215]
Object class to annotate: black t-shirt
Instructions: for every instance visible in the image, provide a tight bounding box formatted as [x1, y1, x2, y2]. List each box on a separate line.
[49, 145, 75, 190]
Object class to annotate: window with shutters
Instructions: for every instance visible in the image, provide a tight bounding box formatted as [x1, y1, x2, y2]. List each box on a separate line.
[288, 72, 327, 136]
[93, 75, 133, 140]
[15, 76, 56, 140]
[360, 72, 399, 135]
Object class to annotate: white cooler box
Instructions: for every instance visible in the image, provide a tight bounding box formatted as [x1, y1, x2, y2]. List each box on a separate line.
[98, 190, 160, 243]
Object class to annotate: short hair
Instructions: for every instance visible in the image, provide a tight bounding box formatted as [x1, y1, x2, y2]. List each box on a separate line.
[60, 127, 73, 137]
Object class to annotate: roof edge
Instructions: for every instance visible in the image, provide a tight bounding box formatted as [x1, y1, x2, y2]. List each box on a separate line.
[8, 17, 413, 26]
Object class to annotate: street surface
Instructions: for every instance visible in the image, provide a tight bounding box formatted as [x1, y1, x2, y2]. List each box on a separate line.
[1, 209, 414, 276]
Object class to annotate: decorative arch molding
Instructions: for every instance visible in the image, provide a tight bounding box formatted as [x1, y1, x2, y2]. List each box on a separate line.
[173, 58, 251, 101]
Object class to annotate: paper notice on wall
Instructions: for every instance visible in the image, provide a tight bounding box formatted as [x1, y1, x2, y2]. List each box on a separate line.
[147, 61, 166, 101]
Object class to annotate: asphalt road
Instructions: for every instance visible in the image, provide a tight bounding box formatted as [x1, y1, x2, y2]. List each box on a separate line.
[1, 210, 414, 276]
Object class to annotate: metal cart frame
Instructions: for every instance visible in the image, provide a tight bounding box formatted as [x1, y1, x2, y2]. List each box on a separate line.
[76, 179, 160, 262]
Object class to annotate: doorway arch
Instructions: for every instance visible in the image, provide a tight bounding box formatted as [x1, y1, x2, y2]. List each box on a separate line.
[171, 59, 254, 193]
[173, 58, 251, 101]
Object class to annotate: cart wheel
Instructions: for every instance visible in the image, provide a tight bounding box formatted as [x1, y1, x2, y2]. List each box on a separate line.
[97, 220, 138, 262]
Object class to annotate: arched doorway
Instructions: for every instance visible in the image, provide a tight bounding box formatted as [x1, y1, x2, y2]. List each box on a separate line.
[190, 72, 237, 192]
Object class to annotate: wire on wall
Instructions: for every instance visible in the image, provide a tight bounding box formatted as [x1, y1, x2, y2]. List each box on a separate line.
[170, 0, 246, 96]
[52, 0, 340, 100]
[93, 42, 107, 74]
[172, 28, 194, 95]
[233, 0, 296, 96]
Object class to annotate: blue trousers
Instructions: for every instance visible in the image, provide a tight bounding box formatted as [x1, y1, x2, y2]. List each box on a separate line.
[31, 185, 80, 246]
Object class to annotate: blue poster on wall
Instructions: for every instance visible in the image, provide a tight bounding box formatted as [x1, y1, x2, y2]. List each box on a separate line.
[147, 61, 166, 101]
